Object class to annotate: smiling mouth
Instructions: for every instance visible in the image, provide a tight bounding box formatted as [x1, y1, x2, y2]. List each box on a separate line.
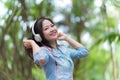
[50, 31, 57, 36]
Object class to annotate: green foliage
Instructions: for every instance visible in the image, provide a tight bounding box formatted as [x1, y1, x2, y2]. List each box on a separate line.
[32, 66, 46, 80]
[0, 0, 120, 80]
[107, 17, 117, 28]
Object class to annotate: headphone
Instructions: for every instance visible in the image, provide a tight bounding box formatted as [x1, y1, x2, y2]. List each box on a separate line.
[32, 25, 42, 42]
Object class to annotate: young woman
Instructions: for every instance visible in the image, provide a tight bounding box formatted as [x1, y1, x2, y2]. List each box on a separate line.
[23, 17, 88, 80]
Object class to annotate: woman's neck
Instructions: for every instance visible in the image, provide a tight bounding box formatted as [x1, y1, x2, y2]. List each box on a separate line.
[49, 41, 58, 49]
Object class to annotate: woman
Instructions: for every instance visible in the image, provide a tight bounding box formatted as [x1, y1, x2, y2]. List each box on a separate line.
[23, 17, 88, 80]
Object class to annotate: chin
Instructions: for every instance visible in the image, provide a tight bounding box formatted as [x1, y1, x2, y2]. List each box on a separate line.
[53, 37, 58, 40]
[46, 36, 57, 41]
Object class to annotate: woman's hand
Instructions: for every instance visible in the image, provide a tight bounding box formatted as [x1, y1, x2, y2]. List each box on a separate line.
[57, 32, 68, 41]
[23, 39, 41, 54]
[23, 39, 34, 48]
[57, 32, 83, 48]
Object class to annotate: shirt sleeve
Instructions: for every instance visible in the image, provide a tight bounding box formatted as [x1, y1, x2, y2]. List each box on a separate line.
[33, 48, 49, 67]
[67, 47, 89, 59]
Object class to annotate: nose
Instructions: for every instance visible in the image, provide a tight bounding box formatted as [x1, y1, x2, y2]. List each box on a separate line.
[50, 27, 54, 32]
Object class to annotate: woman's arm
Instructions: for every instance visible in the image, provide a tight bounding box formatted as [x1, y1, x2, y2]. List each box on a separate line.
[65, 36, 83, 48]
[57, 32, 83, 48]
[23, 39, 48, 65]
[23, 39, 41, 54]
[58, 32, 88, 59]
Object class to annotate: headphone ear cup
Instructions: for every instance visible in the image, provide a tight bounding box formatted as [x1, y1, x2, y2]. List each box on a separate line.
[34, 34, 42, 42]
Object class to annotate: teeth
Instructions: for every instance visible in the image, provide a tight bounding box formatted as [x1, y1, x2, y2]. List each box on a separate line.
[51, 32, 56, 36]
[51, 32, 56, 34]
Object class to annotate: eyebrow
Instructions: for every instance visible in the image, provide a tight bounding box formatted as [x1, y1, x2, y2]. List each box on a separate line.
[43, 24, 53, 28]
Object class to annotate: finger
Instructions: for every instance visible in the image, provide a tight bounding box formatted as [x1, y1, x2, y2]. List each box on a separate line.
[57, 37, 63, 40]
[23, 37, 28, 42]
[24, 43, 31, 48]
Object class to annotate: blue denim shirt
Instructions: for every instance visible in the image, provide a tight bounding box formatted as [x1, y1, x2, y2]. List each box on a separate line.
[33, 45, 88, 80]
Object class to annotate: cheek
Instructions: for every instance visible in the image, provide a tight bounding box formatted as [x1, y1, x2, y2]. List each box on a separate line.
[43, 31, 50, 40]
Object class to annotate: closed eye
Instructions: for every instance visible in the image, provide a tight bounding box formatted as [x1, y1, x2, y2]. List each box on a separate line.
[44, 27, 48, 30]
[51, 24, 54, 27]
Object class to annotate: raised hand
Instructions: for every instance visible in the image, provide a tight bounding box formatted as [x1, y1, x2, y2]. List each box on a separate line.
[57, 32, 68, 41]
[23, 39, 34, 48]
[57, 32, 83, 48]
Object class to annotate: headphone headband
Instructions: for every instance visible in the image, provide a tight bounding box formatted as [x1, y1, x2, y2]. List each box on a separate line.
[32, 25, 42, 42]
[32, 24, 36, 36]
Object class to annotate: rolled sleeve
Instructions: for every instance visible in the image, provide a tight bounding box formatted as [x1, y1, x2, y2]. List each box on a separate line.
[33, 48, 49, 67]
[68, 47, 88, 59]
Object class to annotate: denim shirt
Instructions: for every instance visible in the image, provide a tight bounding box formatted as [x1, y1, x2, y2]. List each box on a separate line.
[33, 45, 88, 80]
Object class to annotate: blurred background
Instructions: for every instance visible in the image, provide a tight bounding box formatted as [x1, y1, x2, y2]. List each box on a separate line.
[0, 0, 120, 80]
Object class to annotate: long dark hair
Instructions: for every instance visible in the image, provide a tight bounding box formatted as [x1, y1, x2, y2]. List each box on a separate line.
[25, 17, 55, 60]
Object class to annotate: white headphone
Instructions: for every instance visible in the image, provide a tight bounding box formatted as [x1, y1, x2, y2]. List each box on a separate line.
[32, 25, 42, 42]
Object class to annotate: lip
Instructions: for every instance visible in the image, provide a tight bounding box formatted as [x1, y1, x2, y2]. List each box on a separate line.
[50, 31, 57, 36]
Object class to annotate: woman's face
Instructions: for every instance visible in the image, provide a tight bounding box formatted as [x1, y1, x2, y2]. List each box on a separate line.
[42, 20, 58, 41]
